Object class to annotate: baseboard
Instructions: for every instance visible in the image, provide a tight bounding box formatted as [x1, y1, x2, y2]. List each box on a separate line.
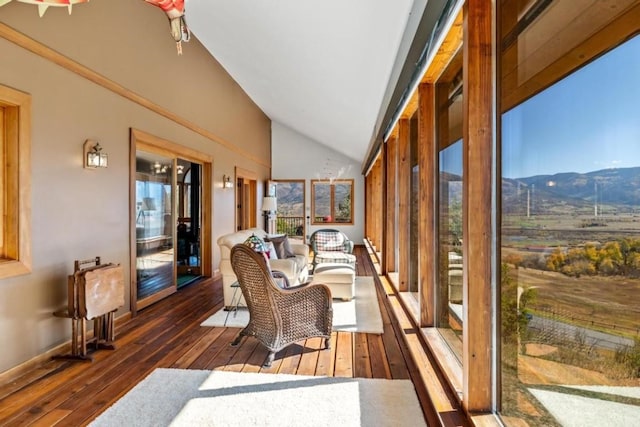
[0, 311, 132, 385]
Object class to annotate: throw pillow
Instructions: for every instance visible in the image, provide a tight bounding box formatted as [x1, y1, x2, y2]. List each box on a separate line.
[265, 241, 278, 260]
[266, 235, 295, 259]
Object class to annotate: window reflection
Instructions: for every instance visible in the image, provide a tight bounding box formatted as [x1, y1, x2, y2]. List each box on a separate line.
[500, 33, 640, 426]
[437, 50, 464, 362]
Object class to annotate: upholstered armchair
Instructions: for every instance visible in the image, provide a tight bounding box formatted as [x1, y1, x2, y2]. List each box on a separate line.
[230, 244, 333, 368]
[309, 229, 356, 272]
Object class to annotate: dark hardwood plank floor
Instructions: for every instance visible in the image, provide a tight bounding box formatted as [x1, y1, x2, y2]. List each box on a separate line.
[0, 247, 438, 426]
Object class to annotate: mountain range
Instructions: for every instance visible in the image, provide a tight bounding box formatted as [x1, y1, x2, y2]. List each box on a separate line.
[503, 166, 640, 215]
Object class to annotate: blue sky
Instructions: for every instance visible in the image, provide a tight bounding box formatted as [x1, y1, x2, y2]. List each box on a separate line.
[502, 35, 640, 179]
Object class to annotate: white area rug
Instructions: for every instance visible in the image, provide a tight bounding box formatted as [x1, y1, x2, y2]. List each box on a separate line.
[90, 369, 426, 427]
[528, 388, 640, 427]
[201, 276, 384, 334]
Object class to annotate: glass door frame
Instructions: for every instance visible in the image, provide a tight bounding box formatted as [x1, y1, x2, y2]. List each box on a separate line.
[129, 128, 213, 315]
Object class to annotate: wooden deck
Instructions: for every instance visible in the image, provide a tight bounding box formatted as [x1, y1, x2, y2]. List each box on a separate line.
[0, 247, 460, 426]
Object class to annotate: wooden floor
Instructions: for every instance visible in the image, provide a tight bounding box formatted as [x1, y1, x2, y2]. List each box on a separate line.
[0, 247, 446, 426]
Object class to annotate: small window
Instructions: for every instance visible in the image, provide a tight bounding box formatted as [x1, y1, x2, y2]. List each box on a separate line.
[0, 84, 31, 279]
[311, 179, 354, 225]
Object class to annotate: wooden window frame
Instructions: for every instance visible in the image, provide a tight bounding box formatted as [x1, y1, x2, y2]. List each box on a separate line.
[310, 179, 354, 225]
[0, 84, 31, 279]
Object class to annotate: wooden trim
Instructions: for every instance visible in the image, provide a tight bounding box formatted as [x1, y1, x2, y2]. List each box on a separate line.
[397, 119, 410, 292]
[380, 144, 384, 273]
[235, 166, 258, 181]
[131, 129, 213, 163]
[401, 10, 464, 121]
[462, 0, 494, 412]
[0, 84, 31, 279]
[370, 256, 469, 426]
[201, 162, 213, 277]
[135, 286, 176, 311]
[418, 83, 436, 327]
[0, 23, 269, 169]
[129, 130, 138, 316]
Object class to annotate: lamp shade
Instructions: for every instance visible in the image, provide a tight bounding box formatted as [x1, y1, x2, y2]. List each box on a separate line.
[244, 234, 268, 253]
[261, 196, 277, 212]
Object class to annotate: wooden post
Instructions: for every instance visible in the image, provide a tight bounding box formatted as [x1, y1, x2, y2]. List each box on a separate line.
[463, 0, 495, 412]
[418, 83, 436, 327]
[397, 119, 411, 292]
[385, 135, 398, 274]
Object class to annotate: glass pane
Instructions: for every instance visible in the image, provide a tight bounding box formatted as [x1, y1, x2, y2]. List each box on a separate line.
[333, 182, 352, 223]
[500, 32, 640, 426]
[135, 151, 175, 301]
[436, 52, 464, 362]
[409, 111, 419, 295]
[312, 180, 353, 225]
[437, 140, 463, 361]
[313, 182, 331, 222]
[275, 181, 305, 237]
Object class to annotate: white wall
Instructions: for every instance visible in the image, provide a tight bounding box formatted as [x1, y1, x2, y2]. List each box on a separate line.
[271, 122, 365, 243]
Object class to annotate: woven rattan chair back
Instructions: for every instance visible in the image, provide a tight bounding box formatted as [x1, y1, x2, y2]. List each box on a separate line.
[230, 243, 333, 367]
[230, 244, 279, 344]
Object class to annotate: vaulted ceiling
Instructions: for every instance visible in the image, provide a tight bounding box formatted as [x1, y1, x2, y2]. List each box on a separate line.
[187, 0, 421, 163]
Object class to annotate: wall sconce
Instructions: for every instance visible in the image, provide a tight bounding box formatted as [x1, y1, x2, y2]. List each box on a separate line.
[223, 174, 233, 189]
[83, 139, 108, 169]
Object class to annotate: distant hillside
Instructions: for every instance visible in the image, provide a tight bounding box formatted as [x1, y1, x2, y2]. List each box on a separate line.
[503, 166, 640, 215]
[275, 182, 304, 216]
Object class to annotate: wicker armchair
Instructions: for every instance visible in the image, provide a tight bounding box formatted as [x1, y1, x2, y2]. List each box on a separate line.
[230, 244, 333, 367]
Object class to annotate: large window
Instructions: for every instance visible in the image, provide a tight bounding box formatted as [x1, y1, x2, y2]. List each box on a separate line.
[274, 180, 305, 238]
[499, 3, 640, 424]
[0, 84, 31, 279]
[409, 112, 420, 296]
[436, 50, 464, 362]
[311, 179, 354, 225]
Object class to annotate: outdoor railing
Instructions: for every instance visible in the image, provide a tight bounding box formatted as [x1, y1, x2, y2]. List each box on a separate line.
[276, 216, 304, 236]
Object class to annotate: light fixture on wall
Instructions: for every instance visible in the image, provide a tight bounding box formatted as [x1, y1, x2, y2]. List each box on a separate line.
[83, 139, 108, 169]
[223, 174, 233, 189]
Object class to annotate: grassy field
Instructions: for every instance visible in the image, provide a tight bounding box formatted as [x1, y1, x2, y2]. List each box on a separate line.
[514, 267, 640, 336]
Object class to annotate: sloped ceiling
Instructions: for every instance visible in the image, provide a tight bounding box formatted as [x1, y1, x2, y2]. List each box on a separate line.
[187, 0, 417, 163]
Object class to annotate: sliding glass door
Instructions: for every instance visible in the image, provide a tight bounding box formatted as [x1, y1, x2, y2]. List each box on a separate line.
[135, 151, 176, 308]
[130, 129, 213, 315]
